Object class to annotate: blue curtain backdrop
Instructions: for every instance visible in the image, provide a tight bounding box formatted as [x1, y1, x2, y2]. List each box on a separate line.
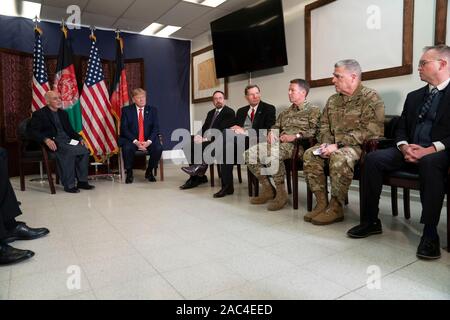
[0, 15, 191, 150]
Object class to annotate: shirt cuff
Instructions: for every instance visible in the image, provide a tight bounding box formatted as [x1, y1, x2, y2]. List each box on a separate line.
[148, 140, 152, 144]
[133, 139, 138, 144]
[433, 141, 445, 152]
[396, 140, 408, 150]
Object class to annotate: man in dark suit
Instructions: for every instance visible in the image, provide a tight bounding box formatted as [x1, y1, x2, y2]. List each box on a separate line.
[29, 91, 95, 193]
[213, 84, 276, 198]
[347, 45, 450, 260]
[180, 90, 235, 190]
[119, 88, 162, 184]
[0, 147, 49, 265]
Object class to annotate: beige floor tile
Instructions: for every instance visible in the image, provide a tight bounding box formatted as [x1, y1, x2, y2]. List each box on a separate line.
[0, 281, 9, 299]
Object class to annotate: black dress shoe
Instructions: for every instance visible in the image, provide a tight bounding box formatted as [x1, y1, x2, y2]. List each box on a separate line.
[3, 222, 50, 243]
[0, 244, 34, 266]
[182, 164, 208, 176]
[416, 236, 441, 260]
[145, 167, 153, 179]
[347, 219, 382, 238]
[213, 186, 234, 198]
[125, 170, 134, 184]
[147, 174, 156, 182]
[64, 187, 80, 193]
[198, 175, 208, 184]
[179, 177, 200, 190]
[77, 181, 95, 190]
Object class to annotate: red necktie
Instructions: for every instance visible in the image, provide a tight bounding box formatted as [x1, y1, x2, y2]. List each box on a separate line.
[250, 108, 255, 122]
[138, 108, 144, 142]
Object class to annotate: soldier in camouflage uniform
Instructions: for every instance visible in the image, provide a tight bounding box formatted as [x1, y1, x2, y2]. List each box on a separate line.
[303, 59, 385, 225]
[246, 79, 321, 211]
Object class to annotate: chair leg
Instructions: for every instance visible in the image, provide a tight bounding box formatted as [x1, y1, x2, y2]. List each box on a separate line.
[42, 152, 55, 194]
[307, 184, 312, 211]
[217, 164, 221, 179]
[446, 192, 449, 252]
[286, 165, 292, 195]
[403, 188, 411, 219]
[293, 163, 298, 210]
[345, 194, 349, 205]
[159, 159, 164, 181]
[237, 164, 242, 183]
[19, 163, 25, 191]
[247, 168, 253, 197]
[391, 186, 398, 217]
[210, 165, 214, 187]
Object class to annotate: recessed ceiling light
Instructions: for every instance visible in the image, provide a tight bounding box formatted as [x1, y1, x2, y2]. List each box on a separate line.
[0, 0, 41, 19]
[155, 25, 182, 37]
[183, 0, 227, 8]
[140, 22, 164, 36]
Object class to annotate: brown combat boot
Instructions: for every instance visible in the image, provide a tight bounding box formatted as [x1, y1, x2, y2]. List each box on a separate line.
[311, 196, 344, 225]
[267, 183, 288, 211]
[250, 177, 275, 204]
[304, 191, 328, 222]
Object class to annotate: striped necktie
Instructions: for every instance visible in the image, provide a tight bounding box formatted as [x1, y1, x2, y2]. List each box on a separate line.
[418, 87, 439, 122]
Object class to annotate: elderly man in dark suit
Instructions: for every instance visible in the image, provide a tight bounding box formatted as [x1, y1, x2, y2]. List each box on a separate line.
[119, 88, 163, 184]
[28, 91, 95, 193]
[0, 147, 49, 265]
[348, 45, 450, 260]
[213, 84, 276, 198]
[180, 90, 235, 190]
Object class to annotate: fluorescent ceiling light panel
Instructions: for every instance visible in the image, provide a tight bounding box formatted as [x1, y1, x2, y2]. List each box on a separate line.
[183, 0, 227, 7]
[155, 25, 181, 37]
[140, 22, 164, 35]
[0, 0, 41, 19]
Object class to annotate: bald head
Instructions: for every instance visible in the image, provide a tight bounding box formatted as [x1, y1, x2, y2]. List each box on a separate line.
[45, 91, 62, 112]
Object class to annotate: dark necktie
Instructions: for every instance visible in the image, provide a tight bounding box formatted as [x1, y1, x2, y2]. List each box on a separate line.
[210, 110, 219, 128]
[138, 108, 144, 142]
[418, 87, 439, 122]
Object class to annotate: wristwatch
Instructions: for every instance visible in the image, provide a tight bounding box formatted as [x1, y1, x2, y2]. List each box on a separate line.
[337, 142, 345, 149]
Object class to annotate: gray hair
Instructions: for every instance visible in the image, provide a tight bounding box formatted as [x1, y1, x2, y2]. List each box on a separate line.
[290, 79, 310, 96]
[423, 44, 450, 62]
[335, 59, 362, 79]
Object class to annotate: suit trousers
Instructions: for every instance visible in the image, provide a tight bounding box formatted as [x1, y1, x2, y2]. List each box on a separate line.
[121, 140, 163, 171]
[0, 148, 21, 239]
[54, 142, 90, 189]
[361, 147, 449, 226]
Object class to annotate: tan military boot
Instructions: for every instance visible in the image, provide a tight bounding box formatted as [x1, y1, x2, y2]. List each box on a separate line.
[267, 183, 288, 211]
[304, 191, 328, 222]
[250, 177, 274, 204]
[311, 196, 344, 225]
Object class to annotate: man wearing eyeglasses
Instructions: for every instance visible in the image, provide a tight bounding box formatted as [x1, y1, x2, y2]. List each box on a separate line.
[348, 45, 450, 260]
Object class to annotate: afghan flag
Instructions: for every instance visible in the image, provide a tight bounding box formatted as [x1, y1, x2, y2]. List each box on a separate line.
[110, 33, 129, 125]
[54, 25, 81, 132]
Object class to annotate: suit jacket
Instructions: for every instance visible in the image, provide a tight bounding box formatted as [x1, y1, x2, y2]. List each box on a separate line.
[200, 105, 235, 135]
[235, 101, 276, 130]
[119, 104, 160, 146]
[396, 84, 450, 149]
[28, 106, 81, 143]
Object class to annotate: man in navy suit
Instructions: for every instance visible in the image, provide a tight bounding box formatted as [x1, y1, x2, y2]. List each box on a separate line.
[348, 45, 450, 260]
[119, 88, 162, 184]
[213, 85, 276, 198]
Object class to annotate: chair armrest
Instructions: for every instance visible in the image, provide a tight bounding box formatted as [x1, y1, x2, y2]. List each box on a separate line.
[292, 137, 316, 161]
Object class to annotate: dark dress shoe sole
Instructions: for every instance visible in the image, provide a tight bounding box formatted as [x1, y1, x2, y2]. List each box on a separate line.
[416, 252, 441, 260]
[3, 229, 50, 243]
[77, 185, 95, 190]
[347, 230, 382, 239]
[64, 188, 80, 193]
[0, 251, 34, 266]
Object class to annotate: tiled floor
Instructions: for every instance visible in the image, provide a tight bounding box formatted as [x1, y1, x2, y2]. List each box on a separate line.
[1, 163, 449, 300]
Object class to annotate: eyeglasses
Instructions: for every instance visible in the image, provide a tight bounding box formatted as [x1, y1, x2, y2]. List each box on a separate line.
[418, 59, 442, 68]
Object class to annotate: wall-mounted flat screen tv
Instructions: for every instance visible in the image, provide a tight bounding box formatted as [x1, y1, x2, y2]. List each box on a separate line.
[210, 0, 288, 78]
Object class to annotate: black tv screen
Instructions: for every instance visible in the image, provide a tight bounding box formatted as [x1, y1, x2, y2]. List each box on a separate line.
[210, 0, 288, 78]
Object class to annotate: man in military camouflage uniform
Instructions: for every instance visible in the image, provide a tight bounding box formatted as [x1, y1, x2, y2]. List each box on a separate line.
[245, 79, 321, 211]
[303, 59, 385, 225]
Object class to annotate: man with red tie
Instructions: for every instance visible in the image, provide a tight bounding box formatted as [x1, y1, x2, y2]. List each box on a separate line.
[119, 88, 162, 184]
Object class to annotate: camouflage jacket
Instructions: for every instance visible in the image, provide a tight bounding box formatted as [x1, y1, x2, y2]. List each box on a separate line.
[319, 84, 385, 146]
[271, 101, 321, 138]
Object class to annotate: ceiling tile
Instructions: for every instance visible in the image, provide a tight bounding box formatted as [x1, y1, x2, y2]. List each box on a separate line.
[218, 0, 257, 12]
[84, 0, 135, 18]
[122, 0, 179, 22]
[40, 0, 89, 9]
[172, 27, 205, 40]
[40, 5, 70, 22]
[184, 8, 229, 31]
[157, 2, 211, 27]
[112, 18, 150, 33]
[80, 12, 117, 29]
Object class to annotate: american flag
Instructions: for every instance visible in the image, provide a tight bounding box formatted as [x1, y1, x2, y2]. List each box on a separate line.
[80, 34, 118, 162]
[31, 28, 50, 112]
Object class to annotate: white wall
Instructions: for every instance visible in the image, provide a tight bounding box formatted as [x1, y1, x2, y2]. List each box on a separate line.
[190, 0, 437, 128]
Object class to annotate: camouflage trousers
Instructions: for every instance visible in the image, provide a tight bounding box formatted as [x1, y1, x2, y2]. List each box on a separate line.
[303, 145, 361, 204]
[245, 142, 303, 185]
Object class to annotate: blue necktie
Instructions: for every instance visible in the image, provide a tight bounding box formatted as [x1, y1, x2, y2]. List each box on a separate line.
[418, 87, 439, 122]
[209, 110, 219, 128]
